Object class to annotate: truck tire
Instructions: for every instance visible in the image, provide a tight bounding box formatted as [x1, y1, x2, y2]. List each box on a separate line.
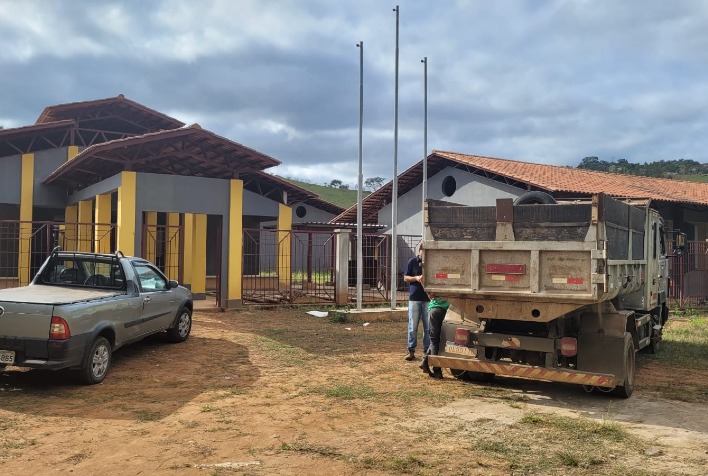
[612, 333, 635, 398]
[166, 306, 192, 343]
[450, 369, 495, 382]
[513, 191, 557, 205]
[78, 336, 111, 385]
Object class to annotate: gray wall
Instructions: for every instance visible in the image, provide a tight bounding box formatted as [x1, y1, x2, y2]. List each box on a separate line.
[33, 148, 69, 208]
[0, 154, 22, 204]
[291, 202, 336, 224]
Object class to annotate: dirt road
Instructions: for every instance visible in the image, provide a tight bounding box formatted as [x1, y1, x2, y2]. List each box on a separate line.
[1, 309, 706, 475]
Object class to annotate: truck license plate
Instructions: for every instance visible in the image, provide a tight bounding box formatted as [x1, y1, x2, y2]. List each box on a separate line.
[0, 350, 15, 365]
[445, 344, 475, 357]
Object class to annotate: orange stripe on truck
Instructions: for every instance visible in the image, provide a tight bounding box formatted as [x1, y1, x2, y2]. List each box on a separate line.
[429, 355, 616, 388]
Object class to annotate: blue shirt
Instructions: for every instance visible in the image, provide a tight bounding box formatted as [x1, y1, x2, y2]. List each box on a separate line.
[405, 256, 429, 302]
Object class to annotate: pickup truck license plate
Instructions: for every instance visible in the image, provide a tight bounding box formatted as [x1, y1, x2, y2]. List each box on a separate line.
[0, 350, 15, 365]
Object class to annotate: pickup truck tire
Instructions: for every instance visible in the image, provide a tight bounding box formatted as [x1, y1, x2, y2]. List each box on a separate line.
[513, 191, 557, 205]
[79, 336, 112, 385]
[166, 307, 192, 343]
[612, 333, 635, 398]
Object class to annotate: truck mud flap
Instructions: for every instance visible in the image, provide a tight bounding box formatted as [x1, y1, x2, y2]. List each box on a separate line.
[428, 355, 616, 388]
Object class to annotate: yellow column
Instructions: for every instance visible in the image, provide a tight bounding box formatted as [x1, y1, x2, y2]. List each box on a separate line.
[68, 146, 79, 160]
[117, 171, 136, 256]
[166, 213, 180, 280]
[64, 205, 78, 251]
[77, 199, 93, 252]
[94, 194, 111, 253]
[144, 211, 157, 263]
[183, 213, 194, 287]
[278, 203, 292, 289]
[192, 214, 207, 298]
[18, 153, 34, 286]
[228, 179, 243, 305]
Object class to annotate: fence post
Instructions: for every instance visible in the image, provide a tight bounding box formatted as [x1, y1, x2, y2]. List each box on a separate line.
[334, 229, 351, 305]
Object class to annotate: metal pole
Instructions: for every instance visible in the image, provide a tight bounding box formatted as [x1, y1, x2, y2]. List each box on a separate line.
[390, 5, 399, 310]
[421, 56, 428, 239]
[356, 41, 364, 311]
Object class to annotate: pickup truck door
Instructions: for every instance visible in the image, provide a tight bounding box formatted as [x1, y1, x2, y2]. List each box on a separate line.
[132, 263, 177, 335]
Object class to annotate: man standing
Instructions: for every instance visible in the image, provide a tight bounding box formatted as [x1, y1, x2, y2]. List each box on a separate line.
[403, 244, 429, 361]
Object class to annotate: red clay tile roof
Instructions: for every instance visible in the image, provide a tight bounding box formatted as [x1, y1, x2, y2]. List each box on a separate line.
[434, 151, 708, 205]
[331, 151, 708, 225]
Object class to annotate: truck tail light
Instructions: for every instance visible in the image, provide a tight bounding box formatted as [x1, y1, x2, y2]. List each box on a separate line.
[50, 316, 71, 340]
[455, 328, 470, 346]
[560, 337, 577, 357]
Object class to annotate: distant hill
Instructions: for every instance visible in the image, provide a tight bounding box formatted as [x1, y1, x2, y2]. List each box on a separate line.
[280, 177, 368, 209]
[578, 157, 708, 180]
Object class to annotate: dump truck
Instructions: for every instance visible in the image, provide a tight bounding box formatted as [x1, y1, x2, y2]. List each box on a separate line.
[423, 192, 680, 397]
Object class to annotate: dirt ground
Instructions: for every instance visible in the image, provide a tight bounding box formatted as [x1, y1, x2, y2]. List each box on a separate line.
[1, 309, 707, 475]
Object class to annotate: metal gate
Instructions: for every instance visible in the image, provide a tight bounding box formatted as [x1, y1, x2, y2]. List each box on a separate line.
[142, 223, 183, 283]
[0, 220, 115, 288]
[669, 240, 708, 309]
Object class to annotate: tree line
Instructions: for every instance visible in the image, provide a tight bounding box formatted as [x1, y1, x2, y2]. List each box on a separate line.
[577, 157, 707, 178]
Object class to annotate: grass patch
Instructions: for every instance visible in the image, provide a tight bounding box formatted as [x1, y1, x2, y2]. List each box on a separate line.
[462, 412, 645, 474]
[655, 313, 708, 368]
[309, 384, 376, 400]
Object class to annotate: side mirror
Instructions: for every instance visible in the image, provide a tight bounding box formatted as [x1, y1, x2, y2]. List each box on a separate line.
[675, 233, 686, 250]
[167, 280, 179, 289]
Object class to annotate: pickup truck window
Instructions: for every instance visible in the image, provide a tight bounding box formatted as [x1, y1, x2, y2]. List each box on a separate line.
[40, 255, 125, 290]
[134, 264, 168, 292]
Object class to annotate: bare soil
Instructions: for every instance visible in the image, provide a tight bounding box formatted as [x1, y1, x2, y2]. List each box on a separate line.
[0, 309, 707, 475]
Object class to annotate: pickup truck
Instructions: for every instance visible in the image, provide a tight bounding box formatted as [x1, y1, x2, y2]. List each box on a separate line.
[0, 249, 193, 384]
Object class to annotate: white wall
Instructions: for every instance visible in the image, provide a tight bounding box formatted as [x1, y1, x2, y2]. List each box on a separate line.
[378, 166, 526, 235]
[291, 202, 336, 224]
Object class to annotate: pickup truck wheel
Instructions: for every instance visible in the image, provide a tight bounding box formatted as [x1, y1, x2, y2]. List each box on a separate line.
[166, 307, 192, 343]
[612, 333, 635, 398]
[79, 336, 111, 385]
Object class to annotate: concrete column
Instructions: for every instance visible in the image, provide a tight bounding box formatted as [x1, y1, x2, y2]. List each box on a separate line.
[94, 193, 112, 253]
[64, 205, 78, 251]
[182, 213, 194, 287]
[191, 214, 207, 299]
[117, 171, 136, 256]
[77, 199, 93, 252]
[144, 211, 157, 263]
[277, 203, 292, 290]
[226, 179, 243, 308]
[18, 153, 34, 286]
[166, 212, 180, 280]
[67, 146, 79, 160]
[334, 229, 351, 305]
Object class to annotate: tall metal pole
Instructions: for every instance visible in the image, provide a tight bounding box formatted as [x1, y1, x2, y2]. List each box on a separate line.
[421, 56, 428, 239]
[356, 41, 364, 311]
[390, 5, 400, 310]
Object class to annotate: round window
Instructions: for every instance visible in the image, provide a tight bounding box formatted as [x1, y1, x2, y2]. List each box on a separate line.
[442, 175, 457, 197]
[295, 206, 307, 218]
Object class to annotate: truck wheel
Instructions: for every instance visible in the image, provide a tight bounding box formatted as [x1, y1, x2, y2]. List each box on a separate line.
[166, 307, 192, 343]
[612, 333, 635, 398]
[513, 191, 557, 205]
[79, 336, 111, 385]
[450, 369, 494, 382]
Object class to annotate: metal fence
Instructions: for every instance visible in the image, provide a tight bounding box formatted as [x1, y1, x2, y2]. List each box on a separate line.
[668, 240, 708, 310]
[142, 223, 183, 283]
[241, 229, 422, 306]
[0, 220, 115, 288]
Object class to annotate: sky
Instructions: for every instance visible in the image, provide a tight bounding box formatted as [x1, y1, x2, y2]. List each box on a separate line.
[2, 0, 708, 187]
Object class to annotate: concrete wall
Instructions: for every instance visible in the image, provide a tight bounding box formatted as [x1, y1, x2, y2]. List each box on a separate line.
[0, 154, 22, 204]
[292, 202, 336, 224]
[33, 148, 69, 207]
[378, 166, 526, 235]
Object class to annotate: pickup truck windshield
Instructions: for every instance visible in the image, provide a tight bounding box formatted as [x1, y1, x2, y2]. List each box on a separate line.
[40, 255, 125, 290]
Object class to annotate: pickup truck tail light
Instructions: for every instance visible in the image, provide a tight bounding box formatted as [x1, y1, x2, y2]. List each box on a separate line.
[50, 316, 71, 340]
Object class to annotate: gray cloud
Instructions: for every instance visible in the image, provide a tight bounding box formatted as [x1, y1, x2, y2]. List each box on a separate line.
[2, 0, 707, 186]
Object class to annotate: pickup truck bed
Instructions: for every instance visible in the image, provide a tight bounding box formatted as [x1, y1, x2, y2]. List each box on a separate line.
[0, 285, 124, 305]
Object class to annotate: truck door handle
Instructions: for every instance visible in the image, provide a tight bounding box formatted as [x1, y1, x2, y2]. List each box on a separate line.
[143, 297, 151, 303]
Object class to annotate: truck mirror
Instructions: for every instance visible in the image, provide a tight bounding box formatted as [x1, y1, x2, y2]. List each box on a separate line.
[675, 233, 686, 250]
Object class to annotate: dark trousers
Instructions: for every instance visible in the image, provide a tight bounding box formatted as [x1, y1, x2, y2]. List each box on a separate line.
[426, 306, 447, 356]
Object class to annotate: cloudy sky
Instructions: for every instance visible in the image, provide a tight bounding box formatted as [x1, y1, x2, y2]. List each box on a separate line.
[2, 0, 708, 186]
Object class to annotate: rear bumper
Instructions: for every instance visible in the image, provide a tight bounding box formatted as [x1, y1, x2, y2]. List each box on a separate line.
[0, 333, 89, 370]
[428, 354, 617, 388]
